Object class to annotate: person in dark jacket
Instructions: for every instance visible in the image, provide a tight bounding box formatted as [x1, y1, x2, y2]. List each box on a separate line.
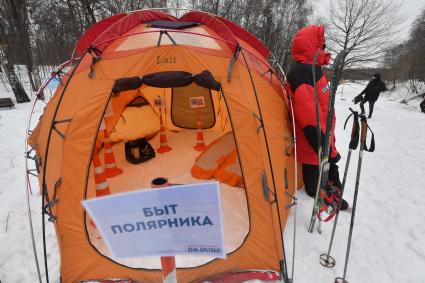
[420, 94, 425, 113]
[358, 73, 387, 118]
[285, 25, 348, 210]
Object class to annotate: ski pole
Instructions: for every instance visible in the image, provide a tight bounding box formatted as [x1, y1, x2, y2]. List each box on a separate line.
[308, 51, 346, 233]
[335, 114, 369, 283]
[320, 108, 359, 268]
[308, 50, 323, 233]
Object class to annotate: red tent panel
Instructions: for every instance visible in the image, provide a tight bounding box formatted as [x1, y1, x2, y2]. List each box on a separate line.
[74, 13, 127, 56]
[92, 10, 177, 52]
[216, 16, 270, 59]
[75, 10, 269, 60]
[180, 11, 239, 53]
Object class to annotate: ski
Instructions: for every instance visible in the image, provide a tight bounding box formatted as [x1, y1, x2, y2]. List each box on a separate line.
[400, 92, 425, 104]
[308, 50, 345, 233]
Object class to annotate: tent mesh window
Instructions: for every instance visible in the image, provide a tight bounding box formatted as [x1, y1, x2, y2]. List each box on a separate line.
[171, 83, 215, 129]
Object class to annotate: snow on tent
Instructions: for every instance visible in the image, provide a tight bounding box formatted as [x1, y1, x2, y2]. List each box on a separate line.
[26, 9, 299, 283]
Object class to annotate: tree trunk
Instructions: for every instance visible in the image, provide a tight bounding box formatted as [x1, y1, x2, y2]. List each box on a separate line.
[7, 0, 40, 91]
[0, 44, 30, 103]
[80, 0, 97, 26]
[65, 0, 85, 41]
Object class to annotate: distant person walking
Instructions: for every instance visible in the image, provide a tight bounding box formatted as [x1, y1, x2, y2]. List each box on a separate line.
[356, 73, 387, 118]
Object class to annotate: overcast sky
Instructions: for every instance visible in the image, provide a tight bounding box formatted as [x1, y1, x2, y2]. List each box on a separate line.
[312, 0, 425, 41]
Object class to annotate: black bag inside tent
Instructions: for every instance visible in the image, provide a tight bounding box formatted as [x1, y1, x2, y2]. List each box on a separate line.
[125, 138, 156, 164]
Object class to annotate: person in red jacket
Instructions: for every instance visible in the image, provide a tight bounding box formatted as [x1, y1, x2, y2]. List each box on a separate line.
[286, 25, 348, 210]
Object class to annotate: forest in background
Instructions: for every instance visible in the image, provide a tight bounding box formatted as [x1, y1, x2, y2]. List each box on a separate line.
[0, 0, 424, 102]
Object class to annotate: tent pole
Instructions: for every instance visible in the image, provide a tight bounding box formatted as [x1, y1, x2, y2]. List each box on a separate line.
[239, 49, 289, 281]
[270, 55, 298, 281]
[25, 58, 78, 283]
[39, 55, 85, 283]
[25, 98, 43, 283]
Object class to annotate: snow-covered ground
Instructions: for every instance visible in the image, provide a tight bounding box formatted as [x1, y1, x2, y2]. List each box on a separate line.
[1, 79, 425, 282]
[283, 81, 425, 282]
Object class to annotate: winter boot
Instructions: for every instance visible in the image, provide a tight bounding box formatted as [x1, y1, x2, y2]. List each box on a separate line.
[340, 198, 349, 211]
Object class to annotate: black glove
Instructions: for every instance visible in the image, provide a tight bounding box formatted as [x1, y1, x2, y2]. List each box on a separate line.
[353, 94, 363, 104]
[328, 162, 342, 189]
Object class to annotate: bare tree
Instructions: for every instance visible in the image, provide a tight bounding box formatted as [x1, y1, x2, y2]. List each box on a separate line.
[383, 43, 405, 88]
[326, 0, 403, 88]
[0, 7, 30, 103]
[98, 0, 149, 14]
[0, 43, 30, 103]
[79, 0, 98, 25]
[190, 0, 311, 71]
[404, 8, 425, 82]
[0, 0, 311, 82]
[1, 0, 40, 91]
[384, 8, 425, 96]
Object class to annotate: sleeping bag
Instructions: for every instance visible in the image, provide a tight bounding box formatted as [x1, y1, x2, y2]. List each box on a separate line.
[191, 132, 243, 188]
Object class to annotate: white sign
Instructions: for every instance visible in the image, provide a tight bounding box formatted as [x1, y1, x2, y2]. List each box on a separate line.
[189, 96, 205, 109]
[82, 182, 225, 259]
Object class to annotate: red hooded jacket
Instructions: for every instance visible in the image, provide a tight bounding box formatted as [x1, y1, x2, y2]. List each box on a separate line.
[286, 25, 340, 165]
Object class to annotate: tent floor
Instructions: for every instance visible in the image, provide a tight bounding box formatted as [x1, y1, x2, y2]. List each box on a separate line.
[87, 129, 249, 268]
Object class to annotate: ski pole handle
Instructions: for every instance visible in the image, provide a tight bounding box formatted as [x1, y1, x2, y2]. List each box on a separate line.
[360, 116, 368, 145]
[350, 119, 358, 146]
[347, 108, 360, 150]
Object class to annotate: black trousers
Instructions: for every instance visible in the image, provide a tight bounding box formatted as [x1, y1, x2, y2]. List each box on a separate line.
[302, 163, 342, 197]
[302, 164, 320, 197]
[420, 99, 425, 113]
[360, 98, 376, 118]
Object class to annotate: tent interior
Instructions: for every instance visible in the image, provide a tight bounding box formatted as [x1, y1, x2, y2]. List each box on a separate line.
[85, 80, 249, 268]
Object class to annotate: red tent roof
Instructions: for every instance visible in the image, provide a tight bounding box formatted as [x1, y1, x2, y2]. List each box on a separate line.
[91, 10, 177, 52]
[74, 10, 270, 60]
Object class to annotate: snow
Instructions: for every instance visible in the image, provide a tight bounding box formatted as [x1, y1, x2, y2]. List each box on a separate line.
[1, 79, 425, 282]
[284, 81, 425, 282]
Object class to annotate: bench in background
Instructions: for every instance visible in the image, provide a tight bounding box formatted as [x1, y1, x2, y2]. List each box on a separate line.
[0, 98, 15, 109]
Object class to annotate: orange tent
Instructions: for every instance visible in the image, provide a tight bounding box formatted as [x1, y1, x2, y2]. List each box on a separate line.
[28, 9, 299, 283]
